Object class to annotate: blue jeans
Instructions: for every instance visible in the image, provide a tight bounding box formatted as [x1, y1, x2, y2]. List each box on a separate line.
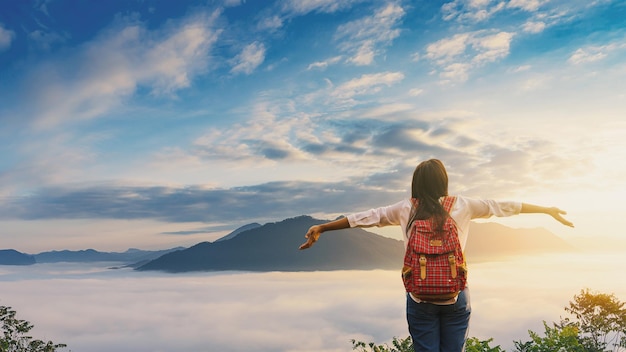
[406, 288, 471, 352]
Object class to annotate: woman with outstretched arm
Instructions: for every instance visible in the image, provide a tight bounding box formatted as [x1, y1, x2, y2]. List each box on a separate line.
[299, 159, 573, 352]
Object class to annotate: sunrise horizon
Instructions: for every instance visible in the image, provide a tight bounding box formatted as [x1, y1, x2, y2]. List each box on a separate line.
[1, 0, 624, 291]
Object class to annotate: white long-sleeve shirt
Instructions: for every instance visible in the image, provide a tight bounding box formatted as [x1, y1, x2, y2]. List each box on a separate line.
[346, 195, 522, 250]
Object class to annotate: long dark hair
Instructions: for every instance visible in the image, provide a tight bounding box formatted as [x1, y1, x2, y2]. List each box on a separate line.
[405, 159, 450, 234]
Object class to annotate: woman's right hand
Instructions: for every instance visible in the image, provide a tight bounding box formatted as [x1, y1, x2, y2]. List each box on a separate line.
[299, 225, 322, 250]
[298, 218, 350, 250]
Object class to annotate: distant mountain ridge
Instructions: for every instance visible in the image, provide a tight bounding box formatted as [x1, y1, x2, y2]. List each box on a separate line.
[465, 222, 575, 260]
[138, 215, 404, 272]
[0, 216, 575, 269]
[0, 249, 36, 265]
[214, 222, 261, 242]
[137, 215, 575, 272]
[0, 247, 184, 266]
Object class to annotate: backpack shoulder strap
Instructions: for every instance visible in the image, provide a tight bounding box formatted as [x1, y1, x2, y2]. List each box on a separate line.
[441, 196, 457, 213]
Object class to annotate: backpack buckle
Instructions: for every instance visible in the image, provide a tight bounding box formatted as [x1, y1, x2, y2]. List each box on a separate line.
[448, 254, 457, 279]
[419, 255, 427, 279]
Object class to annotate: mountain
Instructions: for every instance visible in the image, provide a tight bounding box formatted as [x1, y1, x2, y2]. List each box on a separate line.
[3, 216, 573, 271]
[214, 222, 262, 242]
[138, 216, 404, 272]
[138, 216, 576, 273]
[464, 222, 576, 261]
[0, 249, 36, 265]
[34, 247, 184, 264]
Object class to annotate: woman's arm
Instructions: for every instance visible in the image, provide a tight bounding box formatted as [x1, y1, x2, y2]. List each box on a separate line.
[299, 217, 350, 250]
[520, 203, 574, 227]
[299, 200, 408, 250]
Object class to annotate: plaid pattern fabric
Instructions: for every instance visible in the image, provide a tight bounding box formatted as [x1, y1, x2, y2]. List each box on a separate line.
[402, 196, 467, 301]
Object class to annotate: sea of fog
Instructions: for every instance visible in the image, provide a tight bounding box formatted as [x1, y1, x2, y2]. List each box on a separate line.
[1, 251, 625, 352]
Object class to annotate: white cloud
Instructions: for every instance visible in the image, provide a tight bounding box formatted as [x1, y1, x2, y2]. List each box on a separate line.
[1, 267, 409, 352]
[471, 31, 514, 64]
[144, 18, 220, 94]
[522, 20, 546, 33]
[333, 71, 405, 100]
[568, 47, 607, 65]
[439, 62, 472, 82]
[424, 30, 514, 82]
[360, 103, 414, 119]
[280, 0, 364, 16]
[230, 41, 266, 75]
[270, 0, 366, 33]
[22, 11, 221, 128]
[307, 56, 343, 70]
[408, 88, 424, 96]
[441, 0, 506, 23]
[182, 71, 407, 164]
[509, 64, 531, 73]
[425, 33, 471, 64]
[567, 42, 626, 65]
[334, 3, 405, 65]
[2, 254, 624, 352]
[515, 2, 617, 37]
[0, 23, 15, 51]
[192, 101, 310, 162]
[349, 40, 376, 65]
[257, 15, 283, 31]
[441, 0, 561, 26]
[507, 0, 546, 12]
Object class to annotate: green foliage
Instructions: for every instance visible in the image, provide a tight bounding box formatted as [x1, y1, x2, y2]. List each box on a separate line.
[1, 306, 67, 352]
[352, 336, 506, 352]
[352, 289, 626, 352]
[562, 288, 626, 351]
[351, 336, 413, 352]
[466, 337, 505, 351]
[513, 321, 586, 352]
[513, 289, 626, 352]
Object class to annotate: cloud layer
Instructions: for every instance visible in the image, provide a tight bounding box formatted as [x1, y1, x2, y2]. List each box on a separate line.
[2, 252, 625, 352]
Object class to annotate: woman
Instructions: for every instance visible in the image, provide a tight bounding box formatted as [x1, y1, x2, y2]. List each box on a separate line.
[298, 159, 573, 352]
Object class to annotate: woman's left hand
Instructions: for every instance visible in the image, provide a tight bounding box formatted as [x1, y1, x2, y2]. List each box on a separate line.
[547, 207, 574, 227]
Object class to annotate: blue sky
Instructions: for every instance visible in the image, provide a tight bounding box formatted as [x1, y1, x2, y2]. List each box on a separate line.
[0, 0, 625, 252]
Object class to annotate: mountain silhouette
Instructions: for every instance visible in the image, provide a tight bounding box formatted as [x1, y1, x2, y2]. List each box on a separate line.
[138, 215, 575, 272]
[0, 249, 36, 265]
[34, 247, 185, 264]
[0, 216, 574, 269]
[138, 215, 404, 272]
[0, 247, 184, 266]
[464, 222, 575, 261]
[214, 222, 262, 242]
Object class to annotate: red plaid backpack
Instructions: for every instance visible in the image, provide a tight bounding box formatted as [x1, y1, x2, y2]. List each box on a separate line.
[402, 196, 467, 302]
